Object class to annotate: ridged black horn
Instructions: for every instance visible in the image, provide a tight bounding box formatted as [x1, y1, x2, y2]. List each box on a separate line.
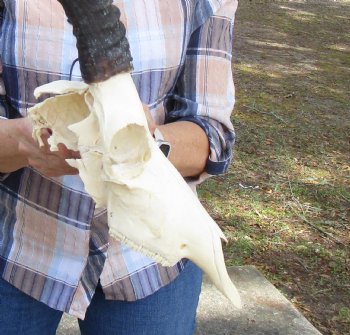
[58, 0, 133, 83]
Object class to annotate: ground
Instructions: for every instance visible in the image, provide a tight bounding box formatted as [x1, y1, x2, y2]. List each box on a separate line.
[197, 1, 350, 334]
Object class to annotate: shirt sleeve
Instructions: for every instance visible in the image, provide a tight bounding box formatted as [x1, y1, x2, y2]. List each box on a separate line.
[0, 4, 9, 181]
[0, 173, 9, 181]
[0, 2, 7, 119]
[165, 0, 238, 176]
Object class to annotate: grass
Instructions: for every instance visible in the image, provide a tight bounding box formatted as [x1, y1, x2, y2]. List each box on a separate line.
[198, 1, 350, 334]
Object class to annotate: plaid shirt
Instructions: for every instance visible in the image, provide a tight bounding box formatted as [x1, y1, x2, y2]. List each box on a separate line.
[0, 0, 237, 318]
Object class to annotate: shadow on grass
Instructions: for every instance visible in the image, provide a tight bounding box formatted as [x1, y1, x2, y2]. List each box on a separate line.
[198, 1, 350, 335]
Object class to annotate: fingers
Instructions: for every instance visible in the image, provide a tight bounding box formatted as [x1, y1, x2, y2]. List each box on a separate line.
[29, 131, 80, 176]
[39, 132, 80, 160]
[13, 120, 79, 177]
[44, 143, 80, 176]
[57, 143, 81, 159]
[27, 153, 79, 177]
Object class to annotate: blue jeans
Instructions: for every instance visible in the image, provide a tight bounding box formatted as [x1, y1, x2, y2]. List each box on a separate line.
[0, 261, 202, 335]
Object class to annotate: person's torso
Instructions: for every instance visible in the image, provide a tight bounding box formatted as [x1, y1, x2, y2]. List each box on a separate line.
[0, 0, 203, 123]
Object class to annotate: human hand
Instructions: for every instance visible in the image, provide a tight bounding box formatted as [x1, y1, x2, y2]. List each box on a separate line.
[2, 105, 154, 177]
[16, 118, 80, 177]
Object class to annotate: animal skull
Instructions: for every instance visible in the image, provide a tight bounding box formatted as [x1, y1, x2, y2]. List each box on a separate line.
[28, 72, 242, 308]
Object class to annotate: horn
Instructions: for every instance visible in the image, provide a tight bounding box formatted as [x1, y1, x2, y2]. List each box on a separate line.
[58, 0, 133, 83]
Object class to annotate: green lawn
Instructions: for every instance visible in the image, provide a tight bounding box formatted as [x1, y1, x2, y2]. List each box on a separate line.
[198, 1, 350, 334]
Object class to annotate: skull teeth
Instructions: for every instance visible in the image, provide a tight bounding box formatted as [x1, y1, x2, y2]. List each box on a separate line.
[110, 229, 172, 267]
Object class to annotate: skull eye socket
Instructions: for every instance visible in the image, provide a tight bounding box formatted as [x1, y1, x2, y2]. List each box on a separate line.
[110, 124, 151, 165]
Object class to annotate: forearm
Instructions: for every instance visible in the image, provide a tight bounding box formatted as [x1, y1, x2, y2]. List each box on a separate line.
[158, 121, 209, 177]
[0, 119, 28, 172]
[163, 2, 237, 178]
